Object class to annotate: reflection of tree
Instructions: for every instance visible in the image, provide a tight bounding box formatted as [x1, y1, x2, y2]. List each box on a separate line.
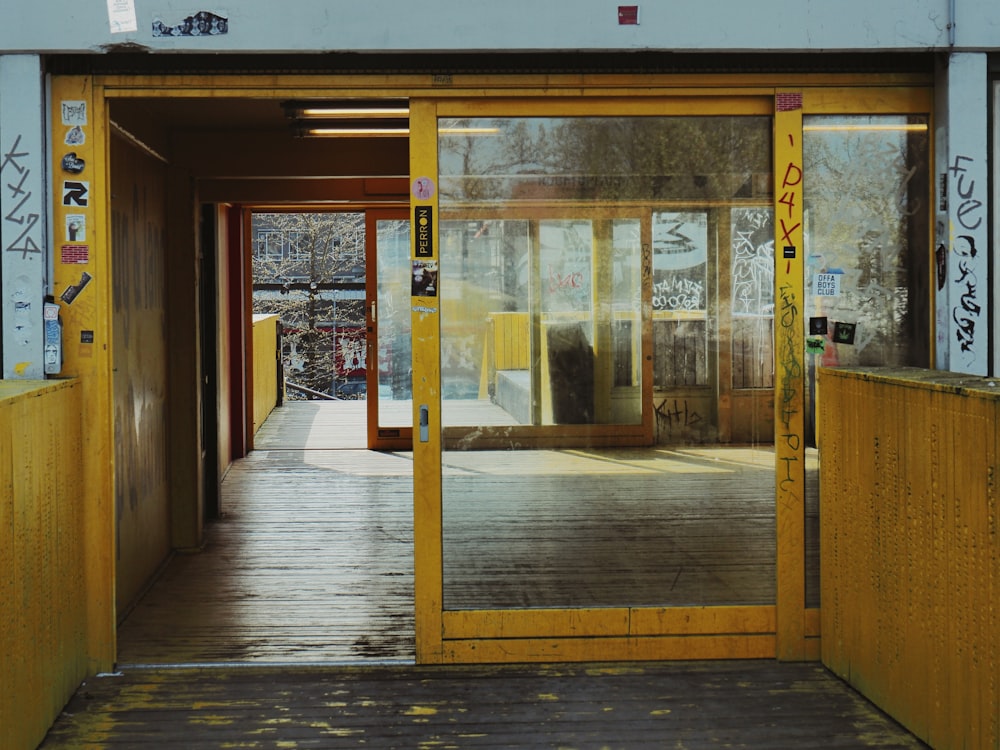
[439, 116, 772, 203]
[803, 122, 929, 366]
[251, 212, 366, 398]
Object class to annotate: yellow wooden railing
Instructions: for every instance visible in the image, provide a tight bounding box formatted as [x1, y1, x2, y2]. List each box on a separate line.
[252, 314, 282, 435]
[819, 367, 999, 750]
[0, 380, 88, 750]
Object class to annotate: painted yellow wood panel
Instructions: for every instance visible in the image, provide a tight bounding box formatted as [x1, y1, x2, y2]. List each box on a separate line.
[442, 607, 779, 642]
[773, 92, 808, 661]
[251, 314, 281, 434]
[0, 381, 88, 750]
[51, 76, 116, 673]
[97, 71, 931, 101]
[801, 87, 933, 114]
[631, 606, 776, 636]
[819, 367, 1000, 750]
[409, 98, 445, 663]
[444, 609, 631, 640]
[442, 635, 776, 664]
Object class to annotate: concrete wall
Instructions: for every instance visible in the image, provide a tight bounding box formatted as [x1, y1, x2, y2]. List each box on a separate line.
[8, 0, 1000, 54]
[0, 55, 46, 379]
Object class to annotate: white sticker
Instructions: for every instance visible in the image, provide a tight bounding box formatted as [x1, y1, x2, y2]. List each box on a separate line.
[107, 0, 138, 33]
[61, 101, 87, 126]
[814, 272, 841, 297]
[66, 214, 86, 242]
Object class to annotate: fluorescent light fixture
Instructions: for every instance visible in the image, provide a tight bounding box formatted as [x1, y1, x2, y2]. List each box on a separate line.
[802, 123, 928, 132]
[285, 100, 409, 119]
[438, 126, 501, 136]
[299, 106, 410, 119]
[300, 125, 409, 138]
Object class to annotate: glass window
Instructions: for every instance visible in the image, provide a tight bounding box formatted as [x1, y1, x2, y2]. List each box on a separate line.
[438, 114, 780, 612]
[802, 115, 931, 369]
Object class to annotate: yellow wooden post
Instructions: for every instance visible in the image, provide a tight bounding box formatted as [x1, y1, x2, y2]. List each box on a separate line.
[773, 91, 810, 660]
[49, 76, 117, 671]
[409, 98, 444, 663]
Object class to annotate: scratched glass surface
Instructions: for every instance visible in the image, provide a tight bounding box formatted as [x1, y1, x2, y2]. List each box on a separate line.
[438, 116, 783, 610]
[800, 114, 930, 609]
[376, 219, 412, 420]
[802, 115, 931, 370]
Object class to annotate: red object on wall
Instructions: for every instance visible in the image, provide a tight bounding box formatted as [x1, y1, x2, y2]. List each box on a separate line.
[618, 5, 639, 24]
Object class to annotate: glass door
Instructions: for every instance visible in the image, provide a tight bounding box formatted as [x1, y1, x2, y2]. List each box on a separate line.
[366, 209, 413, 449]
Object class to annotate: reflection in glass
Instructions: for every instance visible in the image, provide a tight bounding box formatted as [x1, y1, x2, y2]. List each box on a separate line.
[652, 211, 709, 389]
[376, 219, 412, 423]
[803, 115, 930, 370]
[439, 114, 780, 611]
[730, 207, 775, 390]
[801, 114, 930, 608]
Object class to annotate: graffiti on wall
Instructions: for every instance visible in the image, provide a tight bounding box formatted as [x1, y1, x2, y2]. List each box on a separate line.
[946, 154, 986, 373]
[1, 134, 43, 259]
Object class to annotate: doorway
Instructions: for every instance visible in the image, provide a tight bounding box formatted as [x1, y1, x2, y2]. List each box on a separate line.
[247, 207, 412, 450]
[73, 72, 932, 667]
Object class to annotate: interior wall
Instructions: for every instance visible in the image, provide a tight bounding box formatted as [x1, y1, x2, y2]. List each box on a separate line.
[111, 133, 171, 615]
[215, 205, 234, 480]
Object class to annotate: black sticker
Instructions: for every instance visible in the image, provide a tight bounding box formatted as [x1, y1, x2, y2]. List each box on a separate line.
[783, 245, 796, 259]
[80, 330, 94, 344]
[809, 317, 828, 335]
[414, 206, 434, 258]
[61, 152, 86, 174]
[60, 271, 92, 305]
[833, 322, 856, 345]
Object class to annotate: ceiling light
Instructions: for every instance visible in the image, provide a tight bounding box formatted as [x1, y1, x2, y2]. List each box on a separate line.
[298, 124, 409, 138]
[284, 100, 409, 119]
[802, 123, 928, 132]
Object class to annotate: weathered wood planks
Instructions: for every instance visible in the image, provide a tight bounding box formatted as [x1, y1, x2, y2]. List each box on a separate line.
[39, 661, 927, 749]
[119, 402, 818, 666]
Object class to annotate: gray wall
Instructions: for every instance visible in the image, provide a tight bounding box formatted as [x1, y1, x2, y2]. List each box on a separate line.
[5, 0, 999, 54]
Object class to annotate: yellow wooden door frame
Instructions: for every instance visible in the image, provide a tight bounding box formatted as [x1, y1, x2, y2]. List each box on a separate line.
[410, 86, 932, 664]
[58, 71, 930, 667]
[365, 207, 414, 451]
[49, 76, 117, 672]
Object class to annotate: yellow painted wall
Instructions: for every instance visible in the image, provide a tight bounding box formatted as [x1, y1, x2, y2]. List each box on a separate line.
[111, 133, 172, 616]
[819, 367, 999, 750]
[0, 381, 87, 750]
[251, 314, 281, 435]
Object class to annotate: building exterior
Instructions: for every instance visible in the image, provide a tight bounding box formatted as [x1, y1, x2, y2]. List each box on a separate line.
[2, 2, 999, 748]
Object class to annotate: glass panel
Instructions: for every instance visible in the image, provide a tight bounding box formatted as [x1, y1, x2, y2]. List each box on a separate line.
[540, 219, 595, 424]
[439, 219, 530, 427]
[439, 114, 778, 612]
[610, 219, 642, 422]
[249, 212, 366, 400]
[730, 207, 775, 389]
[376, 219, 412, 425]
[802, 113, 931, 608]
[652, 211, 709, 389]
[802, 115, 931, 370]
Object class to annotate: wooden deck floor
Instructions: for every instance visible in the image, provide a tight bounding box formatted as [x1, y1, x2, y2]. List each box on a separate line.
[118, 400, 816, 666]
[40, 661, 927, 749]
[51, 401, 924, 748]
